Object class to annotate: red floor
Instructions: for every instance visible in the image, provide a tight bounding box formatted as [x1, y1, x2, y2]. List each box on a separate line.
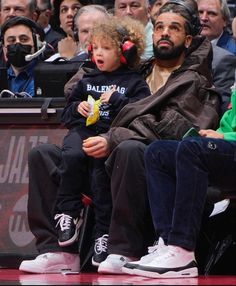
[0, 269, 236, 285]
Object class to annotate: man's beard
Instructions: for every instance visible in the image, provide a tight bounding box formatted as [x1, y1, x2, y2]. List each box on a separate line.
[153, 38, 187, 60]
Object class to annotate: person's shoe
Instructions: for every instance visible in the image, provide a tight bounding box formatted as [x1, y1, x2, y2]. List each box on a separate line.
[19, 252, 80, 274]
[122, 237, 167, 275]
[98, 254, 136, 274]
[54, 213, 83, 247]
[92, 234, 109, 267]
[134, 245, 198, 278]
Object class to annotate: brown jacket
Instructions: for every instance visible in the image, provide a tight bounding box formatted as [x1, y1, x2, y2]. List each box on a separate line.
[102, 36, 221, 151]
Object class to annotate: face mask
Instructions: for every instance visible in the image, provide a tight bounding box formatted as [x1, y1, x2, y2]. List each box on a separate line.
[6, 43, 33, 68]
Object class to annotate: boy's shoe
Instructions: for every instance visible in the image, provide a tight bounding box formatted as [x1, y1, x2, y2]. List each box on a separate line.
[19, 252, 80, 274]
[98, 254, 136, 274]
[122, 237, 167, 275]
[134, 245, 198, 278]
[92, 234, 109, 267]
[54, 213, 83, 247]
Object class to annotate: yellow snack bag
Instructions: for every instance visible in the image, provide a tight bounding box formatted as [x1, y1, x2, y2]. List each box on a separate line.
[86, 95, 102, 126]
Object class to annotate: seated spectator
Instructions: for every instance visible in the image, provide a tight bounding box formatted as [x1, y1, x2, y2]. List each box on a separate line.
[36, 0, 65, 57]
[45, 0, 86, 61]
[83, 0, 221, 274]
[197, 0, 236, 55]
[211, 44, 236, 115]
[0, 0, 39, 67]
[53, 15, 150, 269]
[114, 0, 154, 60]
[0, 16, 46, 97]
[124, 79, 236, 278]
[70, 4, 110, 61]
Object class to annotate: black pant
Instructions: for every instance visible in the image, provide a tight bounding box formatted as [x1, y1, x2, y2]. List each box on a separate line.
[105, 140, 155, 258]
[28, 144, 78, 254]
[56, 126, 112, 237]
[28, 139, 112, 254]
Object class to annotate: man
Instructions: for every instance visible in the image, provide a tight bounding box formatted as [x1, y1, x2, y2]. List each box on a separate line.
[0, 16, 45, 97]
[18, 5, 110, 274]
[83, 0, 220, 274]
[114, 0, 153, 60]
[212, 44, 236, 115]
[130, 84, 236, 278]
[195, 0, 236, 115]
[0, 0, 38, 23]
[0, 0, 38, 66]
[197, 0, 236, 55]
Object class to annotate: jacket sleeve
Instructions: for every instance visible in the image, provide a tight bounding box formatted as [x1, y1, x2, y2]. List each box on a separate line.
[61, 81, 85, 127]
[108, 76, 151, 111]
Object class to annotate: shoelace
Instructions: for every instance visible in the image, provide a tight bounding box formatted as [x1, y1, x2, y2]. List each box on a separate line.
[94, 234, 108, 254]
[147, 241, 159, 254]
[54, 213, 74, 231]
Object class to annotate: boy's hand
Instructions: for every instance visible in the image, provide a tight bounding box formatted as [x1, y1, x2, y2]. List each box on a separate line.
[100, 86, 116, 103]
[199, 129, 224, 139]
[77, 101, 91, 117]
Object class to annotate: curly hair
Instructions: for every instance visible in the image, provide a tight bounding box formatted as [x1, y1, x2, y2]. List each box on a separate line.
[90, 15, 146, 68]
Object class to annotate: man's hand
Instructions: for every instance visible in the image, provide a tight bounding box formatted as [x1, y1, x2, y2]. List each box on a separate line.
[199, 129, 224, 139]
[83, 136, 110, 158]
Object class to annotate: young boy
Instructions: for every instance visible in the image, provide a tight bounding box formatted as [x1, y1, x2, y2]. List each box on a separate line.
[54, 15, 151, 266]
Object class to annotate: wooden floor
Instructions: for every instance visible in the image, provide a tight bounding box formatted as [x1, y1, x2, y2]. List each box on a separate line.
[0, 269, 236, 285]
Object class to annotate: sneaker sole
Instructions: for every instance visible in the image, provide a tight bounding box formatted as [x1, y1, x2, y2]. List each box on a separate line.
[19, 263, 79, 274]
[122, 265, 138, 275]
[98, 265, 124, 274]
[91, 258, 100, 267]
[133, 267, 198, 278]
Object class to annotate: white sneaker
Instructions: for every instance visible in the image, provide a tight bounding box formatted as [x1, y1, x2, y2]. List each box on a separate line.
[134, 245, 198, 278]
[98, 254, 135, 274]
[19, 252, 80, 274]
[122, 237, 167, 275]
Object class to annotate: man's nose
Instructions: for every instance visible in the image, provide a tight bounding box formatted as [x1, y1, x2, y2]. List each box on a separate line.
[200, 11, 209, 21]
[124, 6, 132, 15]
[8, 8, 17, 16]
[161, 27, 170, 36]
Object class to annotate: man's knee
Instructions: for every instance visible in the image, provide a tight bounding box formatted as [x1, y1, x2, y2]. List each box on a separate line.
[115, 140, 146, 157]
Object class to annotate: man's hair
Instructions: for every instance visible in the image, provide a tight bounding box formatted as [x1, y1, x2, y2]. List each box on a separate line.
[1, 16, 45, 46]
[0, 0, 37, 13]
[158, 0, 201, 36]
[37, 0, 52, 11]
[74, 4, 109, 27]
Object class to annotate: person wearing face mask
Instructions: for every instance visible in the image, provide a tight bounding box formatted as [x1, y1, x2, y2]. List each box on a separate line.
[0, 16, 46, 97]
